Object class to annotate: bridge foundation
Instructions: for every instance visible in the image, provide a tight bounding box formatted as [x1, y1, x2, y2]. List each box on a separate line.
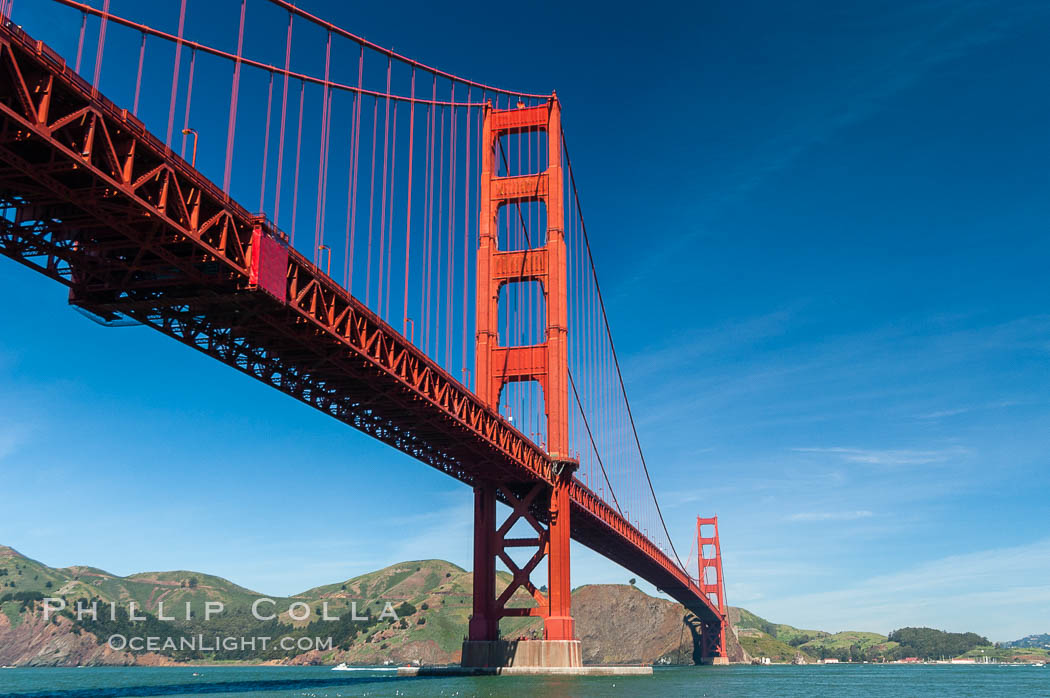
[700, 657, 731, 666]
[461, 639, 581, 668]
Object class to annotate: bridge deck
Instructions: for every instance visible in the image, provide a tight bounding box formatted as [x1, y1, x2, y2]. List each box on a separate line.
[0, 20, 719, 624]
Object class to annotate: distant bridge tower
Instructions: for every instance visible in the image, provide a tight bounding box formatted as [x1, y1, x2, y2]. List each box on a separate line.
[698, 515, 729, 664]
[464, 94, 582, 669]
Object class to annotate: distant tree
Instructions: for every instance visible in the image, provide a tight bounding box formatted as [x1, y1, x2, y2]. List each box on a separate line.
[445, 572, 452, 578]
[44, 581, 53, 589]
[888, 627, 988, 659]
[629, 578, 636, 586]
[420, 602, 429, 611]
[395, 601, 417, 617]
[188, 578, 198, 588]
[341, 584, 347, 591]
[417, 617, 426, 625]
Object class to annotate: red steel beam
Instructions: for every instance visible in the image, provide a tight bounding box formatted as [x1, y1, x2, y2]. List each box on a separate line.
[0, 20, 722, 627]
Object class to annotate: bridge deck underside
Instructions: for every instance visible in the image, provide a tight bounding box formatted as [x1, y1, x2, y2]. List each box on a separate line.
[0, 21, 719, 625]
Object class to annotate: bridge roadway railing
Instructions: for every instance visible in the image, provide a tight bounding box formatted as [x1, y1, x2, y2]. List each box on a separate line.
[0, 19, 721, 625]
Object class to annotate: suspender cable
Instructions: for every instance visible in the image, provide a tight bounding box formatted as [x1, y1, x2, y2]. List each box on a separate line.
[258, 72, 274, 213]
[434, 107, 445, 362]
[313, 31, 332, 262]
[223, 0, 246, 194]
[74, 11, 85, 73]
[461, 88, 472, 381]
[418, 91, 433, 347]
[364, 96, 378, 307]
[272, 11, 293, 226]
[179, 48, 195, 159]
[446, 86, 456, 366]
[165, 0, 187, 148]
[317, 85, 333, 251]
[132, 31, 144, 116]
[345, 46, 364, 290]
[384, 103, 398, 321]
[401, 70, 416, 339]
[317, 88, 333, 264]
[290, 80, 305, 244]
[90, 0, 109, 89]
[422, 77, 436, 354]
[376, 58, 392, 312]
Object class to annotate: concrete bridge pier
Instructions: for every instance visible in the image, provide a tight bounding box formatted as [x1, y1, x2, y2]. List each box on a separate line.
[461, 638, 582, 669]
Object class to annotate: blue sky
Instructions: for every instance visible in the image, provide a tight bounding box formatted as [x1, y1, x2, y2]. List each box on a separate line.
[2, 0, 1048, 641]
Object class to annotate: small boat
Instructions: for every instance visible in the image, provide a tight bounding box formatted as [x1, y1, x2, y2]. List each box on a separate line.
[331, 663, 398, 672]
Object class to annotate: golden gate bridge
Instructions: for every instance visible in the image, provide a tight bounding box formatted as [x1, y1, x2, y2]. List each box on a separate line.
[0, 0, 727, 668]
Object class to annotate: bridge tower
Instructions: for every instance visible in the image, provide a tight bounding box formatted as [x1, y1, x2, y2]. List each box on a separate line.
[463, 94, 581, 668]
[697, 516, 730, 664]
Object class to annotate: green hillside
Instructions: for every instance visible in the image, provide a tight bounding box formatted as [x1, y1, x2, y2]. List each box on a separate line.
[799, 631, 900, 661]
[0, 545, 273, 621]
[727, 607, 906, 662]
[4, 544, 1032, 667]
[0, 547, 551, 665]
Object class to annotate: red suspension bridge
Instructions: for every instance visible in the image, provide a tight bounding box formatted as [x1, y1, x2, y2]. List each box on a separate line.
[0, 0, 728, 667]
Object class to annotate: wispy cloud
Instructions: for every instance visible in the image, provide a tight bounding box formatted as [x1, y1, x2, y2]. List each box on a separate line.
[788, 510, 873, 522]
[792, 446, 967, 466]
[917, 400, 1021, 421]
[751, 537, 1050, 641]
[917, 407, 972, 420]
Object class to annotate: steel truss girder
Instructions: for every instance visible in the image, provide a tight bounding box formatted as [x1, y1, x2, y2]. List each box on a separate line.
[0, 20, 723, 629]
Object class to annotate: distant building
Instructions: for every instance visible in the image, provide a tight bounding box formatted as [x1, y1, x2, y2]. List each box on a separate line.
[823, 658, 840, 664]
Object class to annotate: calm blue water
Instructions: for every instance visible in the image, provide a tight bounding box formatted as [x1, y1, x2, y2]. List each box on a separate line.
[0, 664, 1047, 697]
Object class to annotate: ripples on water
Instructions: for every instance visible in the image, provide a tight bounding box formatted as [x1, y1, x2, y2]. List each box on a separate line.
[0, 664, 1046, 697]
